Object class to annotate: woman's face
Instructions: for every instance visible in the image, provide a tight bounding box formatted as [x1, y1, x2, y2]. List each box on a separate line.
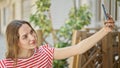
[18, 24, 37, 50]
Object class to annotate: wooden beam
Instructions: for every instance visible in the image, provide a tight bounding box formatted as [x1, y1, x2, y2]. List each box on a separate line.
[102, 33, 113, 68]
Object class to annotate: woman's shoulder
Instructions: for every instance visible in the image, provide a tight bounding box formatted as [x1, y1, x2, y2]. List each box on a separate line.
[0, 59, 6, 62]
[36, 44, 54, 54]
[0, 58, 11, 62]
[0, 59, 5, 65]
[0, 59, 9, 67]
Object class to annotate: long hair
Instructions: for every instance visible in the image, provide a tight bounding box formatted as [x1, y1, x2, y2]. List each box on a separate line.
[5, 20, 37, 66]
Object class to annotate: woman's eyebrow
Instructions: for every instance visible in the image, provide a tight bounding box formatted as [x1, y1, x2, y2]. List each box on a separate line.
[21, 33, 27, 38]
[21, 31, 28, 37]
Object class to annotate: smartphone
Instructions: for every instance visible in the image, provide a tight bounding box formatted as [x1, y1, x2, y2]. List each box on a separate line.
[102, 4, 108, 20]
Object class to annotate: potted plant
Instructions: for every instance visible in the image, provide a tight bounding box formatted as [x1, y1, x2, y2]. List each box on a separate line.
[30, 0, 92, 67]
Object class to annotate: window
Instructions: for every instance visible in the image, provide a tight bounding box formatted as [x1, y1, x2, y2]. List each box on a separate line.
[3, 7, 10, 25]
[3, 8, 6, 25]
[0, 9, 1, 34]
[96, 0, 101, 21]
[12, 3, 15, 19]
[116, 0, 120, 21]
[21, 0, 31, 20]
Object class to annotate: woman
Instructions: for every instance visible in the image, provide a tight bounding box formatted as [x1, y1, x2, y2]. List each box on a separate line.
[0, 15, 114, 68]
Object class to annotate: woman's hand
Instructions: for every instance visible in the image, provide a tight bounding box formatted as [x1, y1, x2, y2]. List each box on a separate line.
[104, 14, 114, 32]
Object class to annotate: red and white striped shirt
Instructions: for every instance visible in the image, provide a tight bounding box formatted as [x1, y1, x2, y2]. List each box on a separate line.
[0, 44, 54, 68]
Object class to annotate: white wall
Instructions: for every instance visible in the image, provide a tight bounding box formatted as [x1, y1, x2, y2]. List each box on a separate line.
[51, 0, 73, 29]
[45, 0, 73, 45]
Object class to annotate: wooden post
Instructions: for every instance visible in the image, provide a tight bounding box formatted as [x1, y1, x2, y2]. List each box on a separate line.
[69, 30, 87, 68]
[102, 33, 113, 68]
[72, 30, 82, 68]
[118, 32, 120, 68]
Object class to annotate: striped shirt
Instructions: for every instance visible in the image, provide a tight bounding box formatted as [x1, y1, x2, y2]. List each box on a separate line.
[0, 44, 54, 68]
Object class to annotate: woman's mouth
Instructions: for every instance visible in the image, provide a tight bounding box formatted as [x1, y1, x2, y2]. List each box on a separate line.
[30, 40, 36, 45]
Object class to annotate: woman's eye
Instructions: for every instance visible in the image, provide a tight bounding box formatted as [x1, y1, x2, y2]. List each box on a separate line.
[23, 35, 27, 39]
[30, 30, 34, 34]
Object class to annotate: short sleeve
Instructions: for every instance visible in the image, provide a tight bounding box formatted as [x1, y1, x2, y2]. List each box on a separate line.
[37, 44, 54, 67]
[39, 44, 54, 59]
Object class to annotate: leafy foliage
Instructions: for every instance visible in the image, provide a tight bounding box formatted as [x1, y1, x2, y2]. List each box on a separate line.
[30, 0, 52, 37]
[53, 59, 68, 68]
[30, 0, 92, 68]
[117, 0, 120, 1]
[56, 5, 92, 47]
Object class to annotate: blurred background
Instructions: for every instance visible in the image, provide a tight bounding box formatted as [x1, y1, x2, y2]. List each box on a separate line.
[0, 0, 120, 68]
[0, 0, 120, 35]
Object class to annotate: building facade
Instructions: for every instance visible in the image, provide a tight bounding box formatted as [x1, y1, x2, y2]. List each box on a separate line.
[0, 0, 119, 34]
[0, 0, 35, 34]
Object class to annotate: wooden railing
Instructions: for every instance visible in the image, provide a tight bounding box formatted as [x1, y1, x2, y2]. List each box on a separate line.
[71, 30, 120, 68]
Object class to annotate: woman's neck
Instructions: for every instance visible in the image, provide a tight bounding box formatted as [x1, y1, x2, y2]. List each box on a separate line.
[18, 49, 34, 59]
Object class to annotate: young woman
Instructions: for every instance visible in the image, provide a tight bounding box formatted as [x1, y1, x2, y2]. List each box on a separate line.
[0, 15, 114, 68]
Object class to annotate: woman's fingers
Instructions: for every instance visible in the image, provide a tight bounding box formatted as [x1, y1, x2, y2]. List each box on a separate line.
[104, 22, 114, 31]
[105, 23, 114, 28]
[106, 13, 113, 20]
[105, 14, 114, 29]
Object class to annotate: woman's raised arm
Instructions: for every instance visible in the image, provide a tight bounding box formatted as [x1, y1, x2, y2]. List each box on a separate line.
[54, 15, 114, 60]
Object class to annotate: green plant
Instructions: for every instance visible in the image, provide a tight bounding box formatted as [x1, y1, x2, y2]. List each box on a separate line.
[30, 0, 57, 44]
[53, 5, 92, 68]
[56, 5, 92, 46]
[30, 0, 52, 37]
[117, 0, 120, 6]
[30, 0, 92, 68]
[117, 0, 120, 1]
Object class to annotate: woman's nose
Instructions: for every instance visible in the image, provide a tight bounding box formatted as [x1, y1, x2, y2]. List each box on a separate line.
[29, 34, 35, 40]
